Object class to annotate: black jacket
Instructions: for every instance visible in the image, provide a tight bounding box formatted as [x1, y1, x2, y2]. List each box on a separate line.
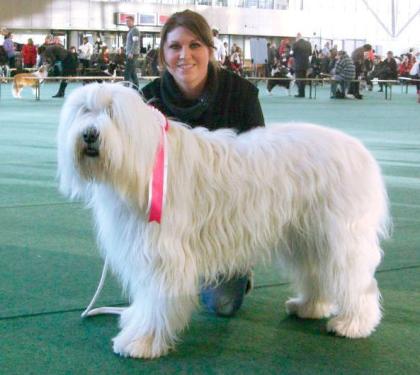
[141, 67, 265, 134]
[292, 39, 312, 71]
[381, 58, 398, 80]
[41, 45, 78, 76]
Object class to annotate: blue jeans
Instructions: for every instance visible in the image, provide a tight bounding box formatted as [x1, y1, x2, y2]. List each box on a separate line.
[200, 273, 250, 317]
[124, 56, 139, 88]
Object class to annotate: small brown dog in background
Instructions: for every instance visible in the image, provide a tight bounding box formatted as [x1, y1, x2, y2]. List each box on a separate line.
[12, 65, 48, 98]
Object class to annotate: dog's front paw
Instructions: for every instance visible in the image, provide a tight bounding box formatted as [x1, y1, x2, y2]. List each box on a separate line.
[113, 334, 169, 359]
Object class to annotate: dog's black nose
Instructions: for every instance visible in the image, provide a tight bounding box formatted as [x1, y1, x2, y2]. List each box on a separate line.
[83, 127, 99, 144]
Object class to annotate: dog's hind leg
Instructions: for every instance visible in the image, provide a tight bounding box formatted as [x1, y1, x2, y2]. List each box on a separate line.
[12, 83, 21, 98]
[326, 237, 383, 338]
[327, 277, 381, 338]
[285, 231, 337, 319]
[112, 278, 198, 359]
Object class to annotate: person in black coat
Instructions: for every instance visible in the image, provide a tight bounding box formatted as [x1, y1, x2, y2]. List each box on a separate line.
[348, 44, 372, 99]
[141, 10, 265, 317]
[377, 51, 398, 92]
[38, 44, 78, 98]
[291, 33, 312, 98]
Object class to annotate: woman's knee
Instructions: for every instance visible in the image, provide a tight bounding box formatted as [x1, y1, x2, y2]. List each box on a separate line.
[200, 273, 250, 317]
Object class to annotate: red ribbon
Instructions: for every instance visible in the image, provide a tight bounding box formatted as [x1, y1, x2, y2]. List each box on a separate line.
[148, 116, 170, 223]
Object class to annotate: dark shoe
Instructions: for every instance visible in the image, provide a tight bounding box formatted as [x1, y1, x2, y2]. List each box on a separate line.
[245, 270, 253, 295]
[294, 94, 305, 98]
[52, 93, 64, 98]
[378, 89, 383, 92]
[200, 273, 250, 317]
[355, 94, 363, 99]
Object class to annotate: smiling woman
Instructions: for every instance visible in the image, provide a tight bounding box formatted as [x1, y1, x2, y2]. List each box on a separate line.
[141, 9, 265, 132]
[141, 9, 265, 317]
[163, 26, 212, 99]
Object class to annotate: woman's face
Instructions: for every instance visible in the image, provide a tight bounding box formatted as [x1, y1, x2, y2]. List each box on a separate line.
[163, 26, 212, 98]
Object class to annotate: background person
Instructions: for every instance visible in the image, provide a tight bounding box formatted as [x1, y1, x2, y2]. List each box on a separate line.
[377, 51, 398, 92]
[330, 50, 356, 99]
[291, 32, 312, 98]
[78, 36, 93, 73]
[97, 45, 110, 70]
[399, 54, 413, 77]
[409, 53, 420, 103]
[3, 32, 15, 68]
[124, 15, 140, 87]
[21, 38, 37, 68]
[212, 27, 226, 66]
[348, 43, 371, 99]
[141, 9, 265, 316]
[39, 44, 78, 98]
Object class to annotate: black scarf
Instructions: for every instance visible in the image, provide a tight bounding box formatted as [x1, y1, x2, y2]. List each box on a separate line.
[160, 63, 219, 123]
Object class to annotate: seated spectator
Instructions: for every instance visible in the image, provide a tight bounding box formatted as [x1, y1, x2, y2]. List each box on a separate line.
[308, 50, 321, 78]
[378, 51, 398, 92]
[399, 55, 413, 77]
[278, 38, 290, 57]
[327, 48, 338, 72]
[97, 45, 110, 70]
[145, 47, 159, 76]
[113, 47, 125, 67]
[319, 52, 331, 74]
[409, 53, 420, 103]
[321, 41, 331, 57]
[229, 46, 243, 75]
[330, 50, 355, 99]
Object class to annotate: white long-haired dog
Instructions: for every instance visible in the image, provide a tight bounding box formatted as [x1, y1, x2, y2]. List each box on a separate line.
[57, 83, 390, 359]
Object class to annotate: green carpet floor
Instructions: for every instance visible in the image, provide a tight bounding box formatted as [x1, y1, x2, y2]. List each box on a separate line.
[1, 81, 419, 374]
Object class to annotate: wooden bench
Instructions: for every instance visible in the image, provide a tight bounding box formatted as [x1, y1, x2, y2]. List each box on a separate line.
[0, 75, 159, 100]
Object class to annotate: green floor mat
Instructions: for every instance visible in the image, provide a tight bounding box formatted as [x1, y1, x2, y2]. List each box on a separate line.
[1, 81, 419, 374]
[0, 269, 418, 374]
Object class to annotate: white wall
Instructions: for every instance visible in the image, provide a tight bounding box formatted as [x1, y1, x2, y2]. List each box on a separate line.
[1, 0, 419, 54]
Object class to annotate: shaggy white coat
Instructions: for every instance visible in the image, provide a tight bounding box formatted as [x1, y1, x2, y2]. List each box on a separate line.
[57, 83, 390, 359]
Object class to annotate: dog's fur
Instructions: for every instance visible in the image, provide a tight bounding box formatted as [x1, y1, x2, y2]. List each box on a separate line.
[12, 65, 47, 98]
[57, 83, 390, 359]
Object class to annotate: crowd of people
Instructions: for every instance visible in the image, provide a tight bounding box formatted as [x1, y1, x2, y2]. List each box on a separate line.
[265, 37, 420, 102]
[1, 24, 419, 102]
[0, 27, 127, 97]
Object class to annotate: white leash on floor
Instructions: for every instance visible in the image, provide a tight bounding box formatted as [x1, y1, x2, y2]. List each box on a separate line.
[81, 256, 126, 318]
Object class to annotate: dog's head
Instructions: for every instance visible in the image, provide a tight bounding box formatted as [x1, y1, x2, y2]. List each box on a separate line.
[57, 83, 162, 201]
